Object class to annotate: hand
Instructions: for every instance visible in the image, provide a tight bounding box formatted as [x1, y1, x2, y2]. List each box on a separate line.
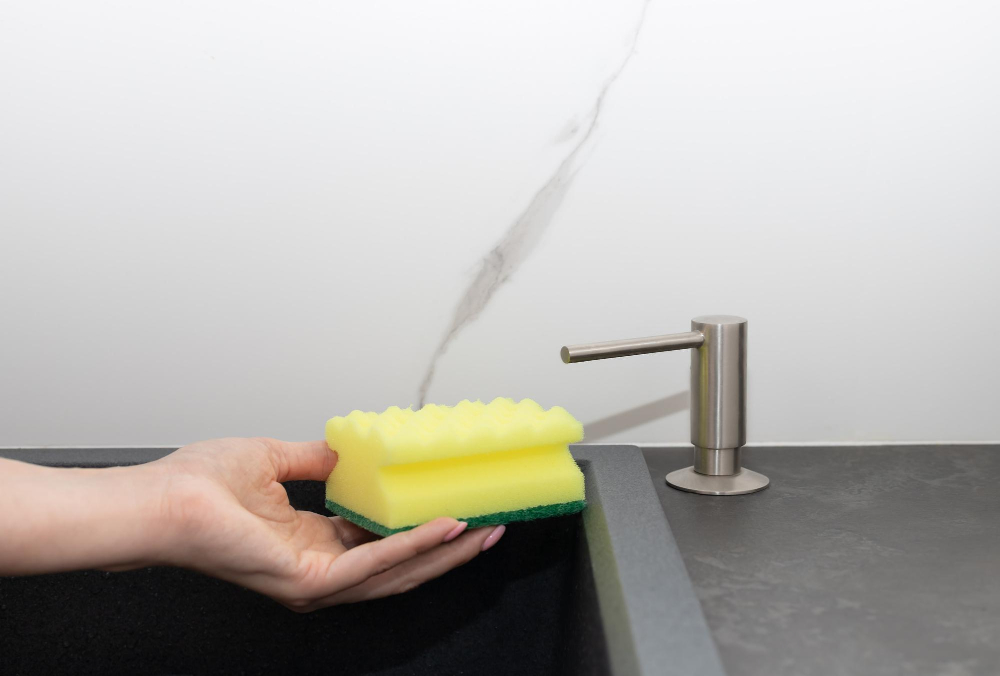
[145, 437, 504, 611]
[0, 438, 505, 612]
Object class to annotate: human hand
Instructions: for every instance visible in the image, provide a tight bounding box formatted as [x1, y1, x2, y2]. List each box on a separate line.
[144, 437, 504, 611]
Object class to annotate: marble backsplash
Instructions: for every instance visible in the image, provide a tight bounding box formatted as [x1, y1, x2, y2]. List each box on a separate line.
[2, 0, 998, 445]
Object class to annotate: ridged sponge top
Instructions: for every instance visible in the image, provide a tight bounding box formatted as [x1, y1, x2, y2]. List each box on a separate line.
[325, 397, 584, 466]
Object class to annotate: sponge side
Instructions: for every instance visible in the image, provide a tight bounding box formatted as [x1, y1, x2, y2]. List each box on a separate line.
[325, 443, 585, 532]
[377, 444, 583, 529]
[323, 427, 387, 527]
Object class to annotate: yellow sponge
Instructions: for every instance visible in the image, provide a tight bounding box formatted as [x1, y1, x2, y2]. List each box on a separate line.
[324, 398, 585, 535]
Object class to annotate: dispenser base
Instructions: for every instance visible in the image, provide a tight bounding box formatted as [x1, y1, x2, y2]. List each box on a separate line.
[665, 467, 770, 496]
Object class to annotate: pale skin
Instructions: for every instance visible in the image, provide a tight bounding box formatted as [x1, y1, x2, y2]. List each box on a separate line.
[0, 437, 505, 611]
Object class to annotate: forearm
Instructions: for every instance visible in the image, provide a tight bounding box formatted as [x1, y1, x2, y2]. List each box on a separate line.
[0, 458, 172, 575]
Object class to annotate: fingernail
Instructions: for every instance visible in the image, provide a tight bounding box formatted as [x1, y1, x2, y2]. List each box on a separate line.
[443, 521, 468, 543]
[481, 525, 506, 552]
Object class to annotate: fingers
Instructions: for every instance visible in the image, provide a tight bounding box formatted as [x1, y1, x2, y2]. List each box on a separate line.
[326, 525, 498, 604]
[319, 517, 463, 593]
[259, 439, 338, 482]
[330, 517, 381, 549]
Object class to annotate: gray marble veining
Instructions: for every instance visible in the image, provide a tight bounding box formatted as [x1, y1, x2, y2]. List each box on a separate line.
[645, 445, 1000, 676]
[416, 0, 651, 406]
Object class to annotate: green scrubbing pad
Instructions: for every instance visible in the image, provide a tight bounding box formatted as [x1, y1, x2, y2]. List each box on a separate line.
[325, 498, 587, 537]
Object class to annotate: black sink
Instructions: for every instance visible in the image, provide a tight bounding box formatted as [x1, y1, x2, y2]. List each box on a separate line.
[0, 446, 723, 676]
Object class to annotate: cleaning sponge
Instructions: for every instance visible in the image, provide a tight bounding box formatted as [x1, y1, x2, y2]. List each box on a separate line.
[324, 398, 585, 536]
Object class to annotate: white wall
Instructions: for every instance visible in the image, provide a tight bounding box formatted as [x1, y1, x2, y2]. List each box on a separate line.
[2, 0, 998, 446]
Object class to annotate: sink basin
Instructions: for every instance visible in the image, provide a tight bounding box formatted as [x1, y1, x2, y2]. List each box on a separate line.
[0, 446, 724, 676]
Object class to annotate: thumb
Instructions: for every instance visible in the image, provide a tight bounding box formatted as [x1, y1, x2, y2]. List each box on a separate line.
[263, 439, 338, 482]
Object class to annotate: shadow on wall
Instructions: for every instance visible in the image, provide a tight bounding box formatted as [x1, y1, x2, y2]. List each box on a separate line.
[583, 391, 689, 442]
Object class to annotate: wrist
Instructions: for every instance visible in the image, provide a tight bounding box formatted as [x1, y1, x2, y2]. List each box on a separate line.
[90, 463, 180, 571]
[0, 459, 176, 575]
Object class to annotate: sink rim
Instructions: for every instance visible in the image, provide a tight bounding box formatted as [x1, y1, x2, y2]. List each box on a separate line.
[572, 445, 724, 676]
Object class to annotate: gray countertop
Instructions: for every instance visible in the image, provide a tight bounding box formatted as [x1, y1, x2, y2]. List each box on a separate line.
[643, 445, 1000, 676]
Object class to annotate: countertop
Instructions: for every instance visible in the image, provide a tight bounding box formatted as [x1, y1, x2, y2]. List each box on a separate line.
[643, 445, 1000, 676]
